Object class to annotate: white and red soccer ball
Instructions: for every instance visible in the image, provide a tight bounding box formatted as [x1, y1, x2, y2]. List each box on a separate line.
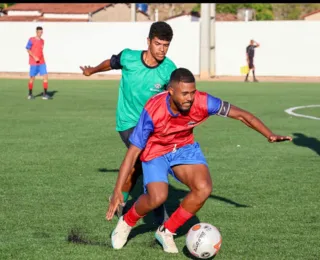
[186, 223, 222, 259]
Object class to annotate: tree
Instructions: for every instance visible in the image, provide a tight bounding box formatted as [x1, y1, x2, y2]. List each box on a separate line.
[192, 3, 274, 20]
[0, 3, 15, 9]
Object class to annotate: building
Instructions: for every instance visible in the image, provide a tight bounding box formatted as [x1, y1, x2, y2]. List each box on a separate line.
[165, 11, 237, 23]
[302, 10, 320, 21]
[0, 3, 150, 22]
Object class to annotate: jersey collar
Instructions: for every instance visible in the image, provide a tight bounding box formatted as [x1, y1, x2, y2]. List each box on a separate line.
[166, 94, 179, 117]
[141, 51, 164, 69]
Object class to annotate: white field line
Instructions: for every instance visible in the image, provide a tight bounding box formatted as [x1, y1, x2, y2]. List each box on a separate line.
[284, 105, 320, 120]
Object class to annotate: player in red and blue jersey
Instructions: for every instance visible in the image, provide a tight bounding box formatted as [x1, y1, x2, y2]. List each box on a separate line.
[80, 22, 176, 224]
[25, 26, 51, 100]
[106, 68, 292, 254]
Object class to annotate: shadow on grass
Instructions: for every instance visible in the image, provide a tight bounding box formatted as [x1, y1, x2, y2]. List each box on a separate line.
[35, 90, 58, 98]
[292, 132, 320, 156]
[68, 172, 250, 248]
[98, 168, 119, 173]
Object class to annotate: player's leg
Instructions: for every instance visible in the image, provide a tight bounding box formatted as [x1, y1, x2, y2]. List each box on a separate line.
[113, 127, 142, 218]
[28, 65, 37, 99]
[252, 62, 258, 82]
[245, 60, 254, 82]
[40, 64, 51, 99]
[162, 143, 212, 234]
[245, 67, 250, 82]
[116, 128, 169, 224]
[111, 156, 172, 250]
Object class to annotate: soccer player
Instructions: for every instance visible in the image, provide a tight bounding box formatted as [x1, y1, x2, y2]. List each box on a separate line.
[80, 22, 177, 224]
[106, 68, 292, 253]
[245, 39, 260, 82]
[26, 26, 51, 100]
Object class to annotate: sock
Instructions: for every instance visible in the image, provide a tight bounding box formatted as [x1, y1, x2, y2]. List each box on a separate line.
[245, 73, 249, 80]
[122, 191, 129, 203]
[43, 81, 48, 95]
[123, 203, 145, 227]
[252, 70, 256, 79]
[164, 205, 194, 233]
[28, 82, 33, 95]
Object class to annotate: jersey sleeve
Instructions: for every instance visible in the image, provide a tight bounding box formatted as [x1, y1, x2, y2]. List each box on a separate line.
[207, 94, 222, 116]
[26, 38, 33, 50]
[110, 50, 123, 70]
[129, 108, 154, 150]
[207, 94, 231, 117]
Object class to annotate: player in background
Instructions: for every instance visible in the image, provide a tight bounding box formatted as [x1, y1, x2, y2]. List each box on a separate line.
[26, 26, 51, 100]
[80, 21, 177, 225]
[107, 68, 292, 254]
[245, 39, 260, 82]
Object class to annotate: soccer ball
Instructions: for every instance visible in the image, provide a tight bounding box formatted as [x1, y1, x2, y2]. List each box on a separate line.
[186, 223, 222, 259]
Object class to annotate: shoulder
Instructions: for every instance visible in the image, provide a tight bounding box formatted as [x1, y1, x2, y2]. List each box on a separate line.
[121, 48, 141, 59]
[161, 57, 177, 72]
[120, 48, 142, 65]
[144, 92, 168, 124]
[145, 92, 167, 111]
[195, 91, 219, 109]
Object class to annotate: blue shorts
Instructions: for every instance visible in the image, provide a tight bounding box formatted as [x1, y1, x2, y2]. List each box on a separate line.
[29, 64, 47, 77]
[142, 142, 208, 193]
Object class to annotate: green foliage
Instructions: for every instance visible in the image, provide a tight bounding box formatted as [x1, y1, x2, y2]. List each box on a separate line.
[0, 3, 15, 9]
[251, 4, 274, 20]
[192, 3, 274, 20]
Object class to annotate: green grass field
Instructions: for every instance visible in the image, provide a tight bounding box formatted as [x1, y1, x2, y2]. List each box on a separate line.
[1, 79, 319, 260]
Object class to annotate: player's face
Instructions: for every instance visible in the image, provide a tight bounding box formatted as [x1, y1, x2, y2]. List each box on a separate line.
[170, 82, 196, 113]
[36, 29, 43, 38]
[148, 37, 170, 62]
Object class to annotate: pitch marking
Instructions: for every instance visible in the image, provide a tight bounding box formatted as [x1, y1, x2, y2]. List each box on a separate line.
[285, 105, 320, 120]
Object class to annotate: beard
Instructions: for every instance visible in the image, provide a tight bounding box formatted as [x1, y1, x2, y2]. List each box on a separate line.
[173, 98, 193, 113]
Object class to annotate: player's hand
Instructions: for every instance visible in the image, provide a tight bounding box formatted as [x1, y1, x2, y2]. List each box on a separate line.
[34, 56, 40, 62]
[106, 190, 124, 221]
[268, 134, 292, 143]
[80, 66, 93, 76]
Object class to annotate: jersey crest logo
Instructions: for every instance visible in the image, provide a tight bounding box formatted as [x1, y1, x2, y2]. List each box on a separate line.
[187, 121, 197, 126]
[150, 83, 162, 92]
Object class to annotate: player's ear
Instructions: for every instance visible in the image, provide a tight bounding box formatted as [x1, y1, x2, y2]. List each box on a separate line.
[168, 84, 174, 95]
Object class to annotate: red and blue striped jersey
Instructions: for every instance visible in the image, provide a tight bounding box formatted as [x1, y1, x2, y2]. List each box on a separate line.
[129, 90, 225, 162]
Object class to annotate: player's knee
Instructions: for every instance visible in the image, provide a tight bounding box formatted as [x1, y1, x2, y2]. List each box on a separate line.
[194, 180, 212, 200]
[148, 187, 168, 208]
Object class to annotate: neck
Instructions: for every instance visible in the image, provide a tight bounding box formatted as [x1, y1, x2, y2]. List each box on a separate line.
[169, 96, 179, 115]
[143, 50, 159, 67]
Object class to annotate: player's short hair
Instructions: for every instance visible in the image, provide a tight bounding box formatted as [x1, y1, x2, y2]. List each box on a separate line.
[36, 26, 43, 31]
[169, 68, 195, 84]
[148, 21, 173, 42]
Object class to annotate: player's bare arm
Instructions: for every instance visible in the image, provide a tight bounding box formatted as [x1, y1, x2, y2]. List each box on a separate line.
[254, 41, 260, 47]
[106, 145, 142, 221]
[226, 104, 292, 143]
[80, 59, 112, 76]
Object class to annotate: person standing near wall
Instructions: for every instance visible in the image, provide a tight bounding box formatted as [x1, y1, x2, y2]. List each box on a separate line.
[25, 26, 51, 100]
[245, 39, 259, 82]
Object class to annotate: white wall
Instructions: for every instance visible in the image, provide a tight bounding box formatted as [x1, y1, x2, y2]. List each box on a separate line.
[0, 21, 199, 75]
[216, 21, 320, 77]
[166, 15, 200, 23]
[0, 20, 319, 77]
